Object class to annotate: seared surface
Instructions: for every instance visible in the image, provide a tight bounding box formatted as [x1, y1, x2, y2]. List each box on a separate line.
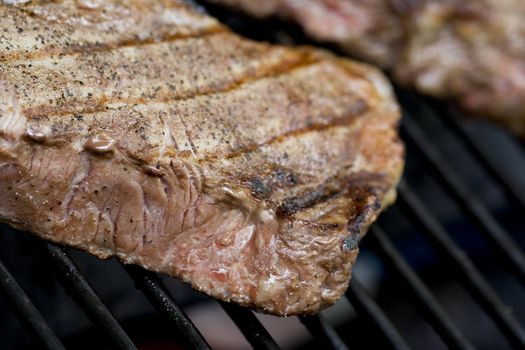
[211, 0, 525, 136]
[0, 0, 403, 315]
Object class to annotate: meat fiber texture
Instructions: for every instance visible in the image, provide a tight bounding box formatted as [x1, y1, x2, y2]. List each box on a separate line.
[0, 0, 403, 315]
[211, 0, 525, 136]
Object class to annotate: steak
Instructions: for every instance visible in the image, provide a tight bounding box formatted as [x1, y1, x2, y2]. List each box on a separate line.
[0, 0, 403, 315]
[210, 0, 525, 136]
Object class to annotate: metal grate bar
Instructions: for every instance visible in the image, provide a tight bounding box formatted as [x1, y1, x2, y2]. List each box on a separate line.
[369, 226, 475, 350]
[39, 242, 137, 350]
[401, 113, 525, 286]
[411, 94, 525, 212]
[300, 315, 349, 350]
[346, 279, 411, 350]
[220, 302, 280, 350]
[124, 265, 211, 350]
[397, 182, 525, 349]
[0, 257, 66, 350]
[443, 112, 525, 211]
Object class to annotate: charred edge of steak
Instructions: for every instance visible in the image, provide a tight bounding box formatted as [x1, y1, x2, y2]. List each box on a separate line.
[247, 167, 298, 200]
[343, 185, 383, 252]
[277, 171, 386, 216]
[276, 171, 391, 254]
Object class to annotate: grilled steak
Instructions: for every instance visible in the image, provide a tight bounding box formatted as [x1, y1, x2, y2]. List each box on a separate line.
[210, 0, 525, 136]
[0, 0, 403, 315]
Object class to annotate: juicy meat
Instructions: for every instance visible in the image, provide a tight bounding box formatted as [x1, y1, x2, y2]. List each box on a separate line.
[211, 0, 525, 136]
[0, 0, 403, 315]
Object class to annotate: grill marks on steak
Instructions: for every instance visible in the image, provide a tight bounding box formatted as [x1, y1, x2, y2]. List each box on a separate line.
[0, 0, 225, 61]
[0, 0, 403, 315]
[7, 35, 316, 121]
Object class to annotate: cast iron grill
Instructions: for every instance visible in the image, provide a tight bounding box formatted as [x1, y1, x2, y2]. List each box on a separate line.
[1, 5, 525, 350]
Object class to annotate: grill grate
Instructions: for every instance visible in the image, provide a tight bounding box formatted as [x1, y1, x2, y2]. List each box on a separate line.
[0, 257, 65, 350]
[299, 315, 348, 350]
[345, 278, 410, 350]
[2, 6, 525, 349]
[396, 182, 525, 348]
[400, 97, 525, 288]
[220, 301, 280, 350]
[38, 242, 137, 350]
[123, 265, 211, 350]
[369, 224, 475, 350]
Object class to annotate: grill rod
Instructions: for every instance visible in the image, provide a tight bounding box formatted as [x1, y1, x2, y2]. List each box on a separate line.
[430, 102, 525, 212]
[300, 314, 349, 350]
[396, 85, 525, 210]
[220, 302, 280, 350]
[346, 278, 411, 350]
[397, 182, 525, 349]
[40, 242, 137, 350]
[0, 257, 65, 350]
[401, 113, 525, 287]
[124, 265, 211, 350]
[369, 226, 475, 350]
